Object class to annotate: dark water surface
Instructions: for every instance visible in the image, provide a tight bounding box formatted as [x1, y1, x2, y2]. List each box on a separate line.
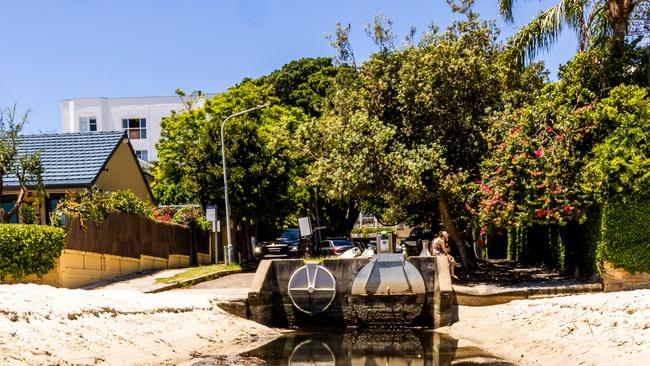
[241, 328, 514, 366]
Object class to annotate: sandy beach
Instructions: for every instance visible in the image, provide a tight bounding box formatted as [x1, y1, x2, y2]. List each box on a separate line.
[0, 284, 278, 365]
[2, 283, 649, 365]
[443, 289, 650, 366]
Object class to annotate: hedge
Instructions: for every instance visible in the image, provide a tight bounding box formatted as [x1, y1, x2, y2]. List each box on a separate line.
[598, 196, 650, 274]
[350, 227, 397, 234]
[0, 224, 65, 280]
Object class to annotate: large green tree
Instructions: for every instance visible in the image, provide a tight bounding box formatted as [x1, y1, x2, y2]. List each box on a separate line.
[153, 82, 307, 239]
[256, 57, 340, 118]
[154, 57, 358, 243]
[303, 6, 547, 268]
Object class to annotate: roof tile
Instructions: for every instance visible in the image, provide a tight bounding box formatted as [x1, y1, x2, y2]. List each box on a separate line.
[3, 131, 125, 188]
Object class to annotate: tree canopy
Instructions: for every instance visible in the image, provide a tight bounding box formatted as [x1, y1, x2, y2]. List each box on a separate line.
[151, 1, 648, 271]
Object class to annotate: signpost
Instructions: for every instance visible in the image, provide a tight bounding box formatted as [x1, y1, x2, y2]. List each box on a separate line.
[206, 205, 218, 263]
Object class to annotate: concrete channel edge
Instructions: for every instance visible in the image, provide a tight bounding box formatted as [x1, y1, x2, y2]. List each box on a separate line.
[452, 282, 604, 306]
[145, 269, 243, 294]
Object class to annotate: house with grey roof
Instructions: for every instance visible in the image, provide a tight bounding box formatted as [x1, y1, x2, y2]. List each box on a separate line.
[2, 131, 154, 224]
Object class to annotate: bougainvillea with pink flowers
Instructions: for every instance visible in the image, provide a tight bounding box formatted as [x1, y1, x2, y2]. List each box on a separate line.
[474, 36, 650, 240]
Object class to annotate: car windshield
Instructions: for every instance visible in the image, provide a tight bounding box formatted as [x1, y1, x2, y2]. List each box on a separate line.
[409, 229, 432, 238]
[280, 229, 299, 240]
[332, 240, 353, 246]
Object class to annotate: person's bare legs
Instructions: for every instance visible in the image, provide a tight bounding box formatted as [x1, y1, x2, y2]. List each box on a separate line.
[448, 255, 458, 279]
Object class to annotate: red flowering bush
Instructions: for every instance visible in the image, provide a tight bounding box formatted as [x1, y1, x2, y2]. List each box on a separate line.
[477, 79, 649, 235]
[152, 206, 176, 223]
[152, 205, 211, 231]
[476, 83, 600, 231]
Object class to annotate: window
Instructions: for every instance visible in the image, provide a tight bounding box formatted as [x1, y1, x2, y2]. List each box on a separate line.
[1, 197, 18, 224]
[122, 118, 147, 139]
[79, 117, 97, 132]
[135, 150, 148, 161]
[45, 195, 63, 225]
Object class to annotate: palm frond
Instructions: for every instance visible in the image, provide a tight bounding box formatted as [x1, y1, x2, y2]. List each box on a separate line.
[563, 0, 591, 32]
[589, 3, 612, 47]
[506, 0, 596, 67]
[506, 2, 568, 67]
[500, 0, 516, 22]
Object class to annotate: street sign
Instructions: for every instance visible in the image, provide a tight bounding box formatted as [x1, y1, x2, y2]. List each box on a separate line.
[206, 205, 217, 221]
[298, 217, 312, 237]
[314, 226, 327, 230]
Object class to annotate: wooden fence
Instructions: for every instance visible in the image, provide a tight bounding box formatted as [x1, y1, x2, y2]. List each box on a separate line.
[64, 212, 210, 262]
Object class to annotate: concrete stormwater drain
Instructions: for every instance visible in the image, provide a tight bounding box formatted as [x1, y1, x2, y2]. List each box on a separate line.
[348, 254, 426, 326]
[248, 255, 452, 328]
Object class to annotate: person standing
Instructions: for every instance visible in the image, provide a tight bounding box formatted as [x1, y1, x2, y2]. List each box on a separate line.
[431, 231, 458, 280]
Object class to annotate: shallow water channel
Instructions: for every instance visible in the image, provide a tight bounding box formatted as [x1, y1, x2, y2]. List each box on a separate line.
[241, 328, 514, 366]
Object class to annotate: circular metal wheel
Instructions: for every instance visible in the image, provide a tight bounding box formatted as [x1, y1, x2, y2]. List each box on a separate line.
[288, 339, 335, 366]
[287, 263, 336, 314]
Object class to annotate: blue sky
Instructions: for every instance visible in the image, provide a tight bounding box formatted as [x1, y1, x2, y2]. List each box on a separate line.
[0, 0, 578, 133]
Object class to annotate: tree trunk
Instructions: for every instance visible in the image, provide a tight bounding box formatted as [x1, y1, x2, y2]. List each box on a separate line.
[607, 0, 632, 38]
[323, 199, 359, 238]
[438, 195, 477, 271]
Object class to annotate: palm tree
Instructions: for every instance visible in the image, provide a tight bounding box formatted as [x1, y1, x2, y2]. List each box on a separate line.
[500, 0, 648, 66]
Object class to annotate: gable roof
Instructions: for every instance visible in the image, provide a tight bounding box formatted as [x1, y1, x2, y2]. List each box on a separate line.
[3, 131, 126, 188]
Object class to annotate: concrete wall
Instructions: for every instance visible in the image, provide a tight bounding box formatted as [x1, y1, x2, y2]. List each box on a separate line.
[4, 249, 196, 288]
[249, 259, 300, 326]
[602, 262, 650, 292]
[248, 256, 445, 328]
[197, 253, 211, 265]
[433, 255, 453, 328]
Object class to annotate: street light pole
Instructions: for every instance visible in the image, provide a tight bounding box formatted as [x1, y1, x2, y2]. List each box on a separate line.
[221, 103, 270, 265]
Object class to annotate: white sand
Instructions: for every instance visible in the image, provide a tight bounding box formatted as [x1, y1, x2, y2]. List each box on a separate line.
[0, 284, 279, 365]
[444, 289, 650, 366]
[3, 284, 649, 365]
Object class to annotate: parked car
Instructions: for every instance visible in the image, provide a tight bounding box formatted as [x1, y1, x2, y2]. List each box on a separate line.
[316, 239, 356, 257]
[256, 228, 301, 258]
[401, 228, 435, 257]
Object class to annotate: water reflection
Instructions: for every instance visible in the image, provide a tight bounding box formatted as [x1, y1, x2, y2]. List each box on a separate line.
[243, 329, 514, 366]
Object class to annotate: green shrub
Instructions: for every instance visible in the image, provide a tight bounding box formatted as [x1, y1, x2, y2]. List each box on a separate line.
[110, 190, 153, 218]
[597, 195, 650, 274]
[20, 204, 36, 225]
[0, 224, 65, 280]
[52, 187, 153, 227]
[172, 206, 210, 231]
[51, 187, 114, 227]
[351, 227, 397, 234]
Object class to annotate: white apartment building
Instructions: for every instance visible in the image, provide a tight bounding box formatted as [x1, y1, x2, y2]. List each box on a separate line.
[61, 94, 215, 162]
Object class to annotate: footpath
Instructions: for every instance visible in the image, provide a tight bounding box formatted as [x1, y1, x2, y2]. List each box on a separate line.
[82, 266, 242, 293]
[453, 259, 603, 306]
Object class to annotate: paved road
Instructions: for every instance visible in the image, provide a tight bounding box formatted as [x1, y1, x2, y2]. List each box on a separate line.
[172, 273, 256, 300]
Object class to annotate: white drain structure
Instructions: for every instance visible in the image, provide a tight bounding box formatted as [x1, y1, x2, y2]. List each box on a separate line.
[287, 263, 337, 314]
